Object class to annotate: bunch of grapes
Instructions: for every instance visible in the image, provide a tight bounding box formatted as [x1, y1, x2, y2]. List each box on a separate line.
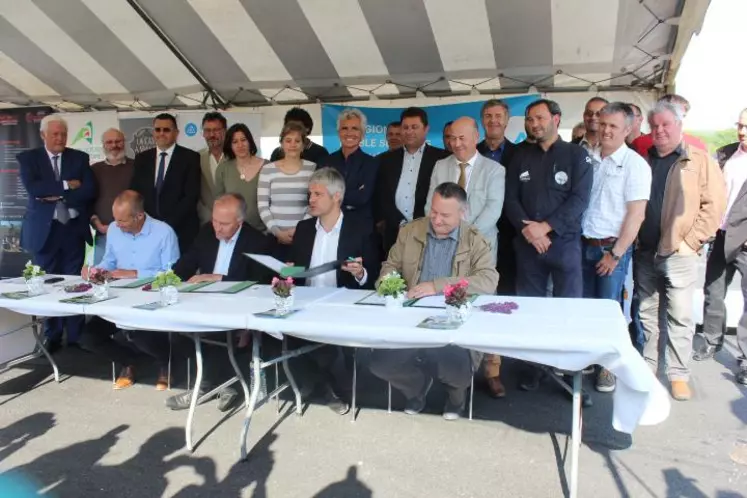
[479, 301, 519, 314]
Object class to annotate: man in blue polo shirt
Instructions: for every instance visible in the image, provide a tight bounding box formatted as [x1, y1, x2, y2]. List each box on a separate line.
[79, 190, 180, 390]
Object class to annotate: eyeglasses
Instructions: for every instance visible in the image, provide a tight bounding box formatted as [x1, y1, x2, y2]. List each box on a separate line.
[736, 123, 747, 131]
[103, 140, 124, 146]
[153, 127, 173, 133]
[584, 111, 601, 118]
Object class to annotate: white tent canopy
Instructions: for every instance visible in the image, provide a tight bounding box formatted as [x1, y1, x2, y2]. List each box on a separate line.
[0, 0, 710, 111]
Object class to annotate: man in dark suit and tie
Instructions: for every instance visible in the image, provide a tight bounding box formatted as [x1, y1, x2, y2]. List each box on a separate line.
[289, 167, 380, 415]
[322, 108, 379, 232]
[130, 113, 201, 254]
[17, 114, 96, 350]
[166, 192, 274, 411]
[374, 107, 450, 258]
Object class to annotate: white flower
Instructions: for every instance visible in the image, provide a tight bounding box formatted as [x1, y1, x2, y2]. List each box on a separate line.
[32, 265, 41, 274]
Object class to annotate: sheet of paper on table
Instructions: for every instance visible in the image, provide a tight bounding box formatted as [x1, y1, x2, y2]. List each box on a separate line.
[409, 295, 478, 309]
[110, 277, 155, 289]
[190, 281, 256, 294]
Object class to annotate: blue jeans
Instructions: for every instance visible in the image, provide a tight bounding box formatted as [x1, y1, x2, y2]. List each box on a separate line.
[582, 244, 632, 304]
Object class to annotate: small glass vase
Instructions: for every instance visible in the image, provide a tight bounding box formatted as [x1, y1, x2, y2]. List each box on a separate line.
[92, 282, 109, 300]
[274, 293, 294, 316]
[446, 302, 472, 324]
[159, 285, 179, 306]
[384, 293, 405, 309]
[26, 276, 45, 296]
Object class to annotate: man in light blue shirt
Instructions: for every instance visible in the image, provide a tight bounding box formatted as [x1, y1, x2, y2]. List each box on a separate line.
[80, 190, 179, 391]
[94, 191, 179, 278]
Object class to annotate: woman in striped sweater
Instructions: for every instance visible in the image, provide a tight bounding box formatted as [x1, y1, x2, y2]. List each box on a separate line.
[257, 122, 316, 256]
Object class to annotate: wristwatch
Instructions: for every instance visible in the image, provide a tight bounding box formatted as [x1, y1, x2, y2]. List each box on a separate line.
[608, 250, 621, 261]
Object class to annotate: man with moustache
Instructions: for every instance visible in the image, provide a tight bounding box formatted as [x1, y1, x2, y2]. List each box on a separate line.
[90, 128, 135, 264]
[197, 112, 227, 224]
[385, 122, 403, 151]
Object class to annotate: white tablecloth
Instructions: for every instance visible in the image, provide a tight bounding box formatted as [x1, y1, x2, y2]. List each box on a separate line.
[0, 279, 670, 434]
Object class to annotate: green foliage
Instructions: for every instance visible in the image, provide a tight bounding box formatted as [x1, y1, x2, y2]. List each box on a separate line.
[688, 129, 736, 154]
[377, 272, 407, 297]
[152, 270, 181, 289]
[22, 261, 45, 280]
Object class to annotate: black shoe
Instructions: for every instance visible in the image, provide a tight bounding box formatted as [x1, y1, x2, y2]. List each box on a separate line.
[519, 369, 544, 391]
[165, 390, 205, 411]
[404, 377, 433, 415]
[42, 337, 62, 355]
[324, 388, 350, 416]
[443, 388, 467, 421]
[217, 387, 239, 412]
[693, 344, 720, 361]
[736, 367, 747, 386]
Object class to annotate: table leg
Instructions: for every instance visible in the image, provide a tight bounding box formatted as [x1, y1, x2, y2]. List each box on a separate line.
[280, 336, 302, 415]
[31, 318, 59, 383]
[185, 334, 203, 452]
[570, 371, 582, 498]
[240, 331, 263, 460]
[227, 330, 250, 408]
[351, 348, 357, 423]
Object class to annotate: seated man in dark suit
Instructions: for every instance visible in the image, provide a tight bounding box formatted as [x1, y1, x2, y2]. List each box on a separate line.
[130, 113, 201, 254]
[17, 114, 97, 351]
[166, 193, 273, 411]
[289, 167, 380, 415]
[322, 108, 379, 231]
[374, 107, 450, 258]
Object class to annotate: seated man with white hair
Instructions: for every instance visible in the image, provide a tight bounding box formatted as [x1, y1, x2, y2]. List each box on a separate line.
[323, 108, 380, 231]
[288, 167, 380, 415]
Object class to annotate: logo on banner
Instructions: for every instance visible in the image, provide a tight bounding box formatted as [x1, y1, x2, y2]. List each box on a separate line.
[130, 127, 156, 155]
[185, 122, 198, 137]
[72, 121, 94, 145]
[0, 114, 18, 126]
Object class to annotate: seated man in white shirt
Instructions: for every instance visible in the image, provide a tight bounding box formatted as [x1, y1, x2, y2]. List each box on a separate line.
[288, 167, 380, 414]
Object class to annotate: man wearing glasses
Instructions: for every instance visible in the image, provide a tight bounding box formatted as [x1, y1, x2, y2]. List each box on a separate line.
[90, 128, 134, 264]
[573, 97, 609, 164]
[695, 109, 747, 386]
[130, 113, 201, 253]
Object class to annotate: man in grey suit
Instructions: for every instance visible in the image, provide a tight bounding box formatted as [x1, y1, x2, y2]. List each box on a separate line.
[426, 117, 505, 262]
[695, 108, 747, 385]
[197, 112, 227, 224]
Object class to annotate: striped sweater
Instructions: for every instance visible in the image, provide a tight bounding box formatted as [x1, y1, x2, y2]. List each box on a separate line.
[257, 160, 315, 234]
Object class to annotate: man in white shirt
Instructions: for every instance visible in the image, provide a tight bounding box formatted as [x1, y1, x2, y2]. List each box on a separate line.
[581, 102, 652, 393]
[289, 167, 380, 414]
[695, 108, 747, 385]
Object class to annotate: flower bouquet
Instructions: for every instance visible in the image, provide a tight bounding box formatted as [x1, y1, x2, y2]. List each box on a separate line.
[22, 261, 45, 296]
[376, 271, 407, 308]
[87, 267, 112, 300]
[271, 276, 295, 315]
[444, 279, 472, 323]
[152, 270, 182, 306]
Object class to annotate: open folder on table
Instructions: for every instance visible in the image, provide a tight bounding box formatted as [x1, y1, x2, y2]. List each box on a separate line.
[245, 253, 344, 279]
[355, 292, 478, 308]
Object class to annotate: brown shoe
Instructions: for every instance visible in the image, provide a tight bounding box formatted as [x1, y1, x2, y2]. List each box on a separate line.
[486, 377, 506, 398]
[113, 367, 135, 390]
[155, 369, 169, 391]
[671, 380, 691, 401]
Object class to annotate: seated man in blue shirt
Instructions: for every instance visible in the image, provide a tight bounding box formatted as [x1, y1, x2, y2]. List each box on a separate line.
[79, 190, 180, 390]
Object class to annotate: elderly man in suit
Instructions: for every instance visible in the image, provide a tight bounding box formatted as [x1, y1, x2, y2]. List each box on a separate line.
[374, 107, 450, 257]
[197, 112, 227, 224]
[17, 114, 96, 351]
[369, 183, 498, 420]
[695, 108, 747, 385]
[130, 113, 201, 254]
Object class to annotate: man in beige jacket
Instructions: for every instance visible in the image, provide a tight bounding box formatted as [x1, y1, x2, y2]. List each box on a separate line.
[635, 100, 726, 401]
[197, 112, 226, 224]
[369, 182, 499, 420]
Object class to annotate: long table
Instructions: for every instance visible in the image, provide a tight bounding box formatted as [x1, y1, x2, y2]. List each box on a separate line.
[0, 277, 671, 498]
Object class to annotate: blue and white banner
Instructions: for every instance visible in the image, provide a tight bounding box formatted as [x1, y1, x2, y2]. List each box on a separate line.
[321, 95, 540, 155]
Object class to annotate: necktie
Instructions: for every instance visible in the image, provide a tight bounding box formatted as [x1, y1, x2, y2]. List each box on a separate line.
[52, 155, 70, 224]
[458, 162, 468, 189]
[155, 151, 167, 215]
